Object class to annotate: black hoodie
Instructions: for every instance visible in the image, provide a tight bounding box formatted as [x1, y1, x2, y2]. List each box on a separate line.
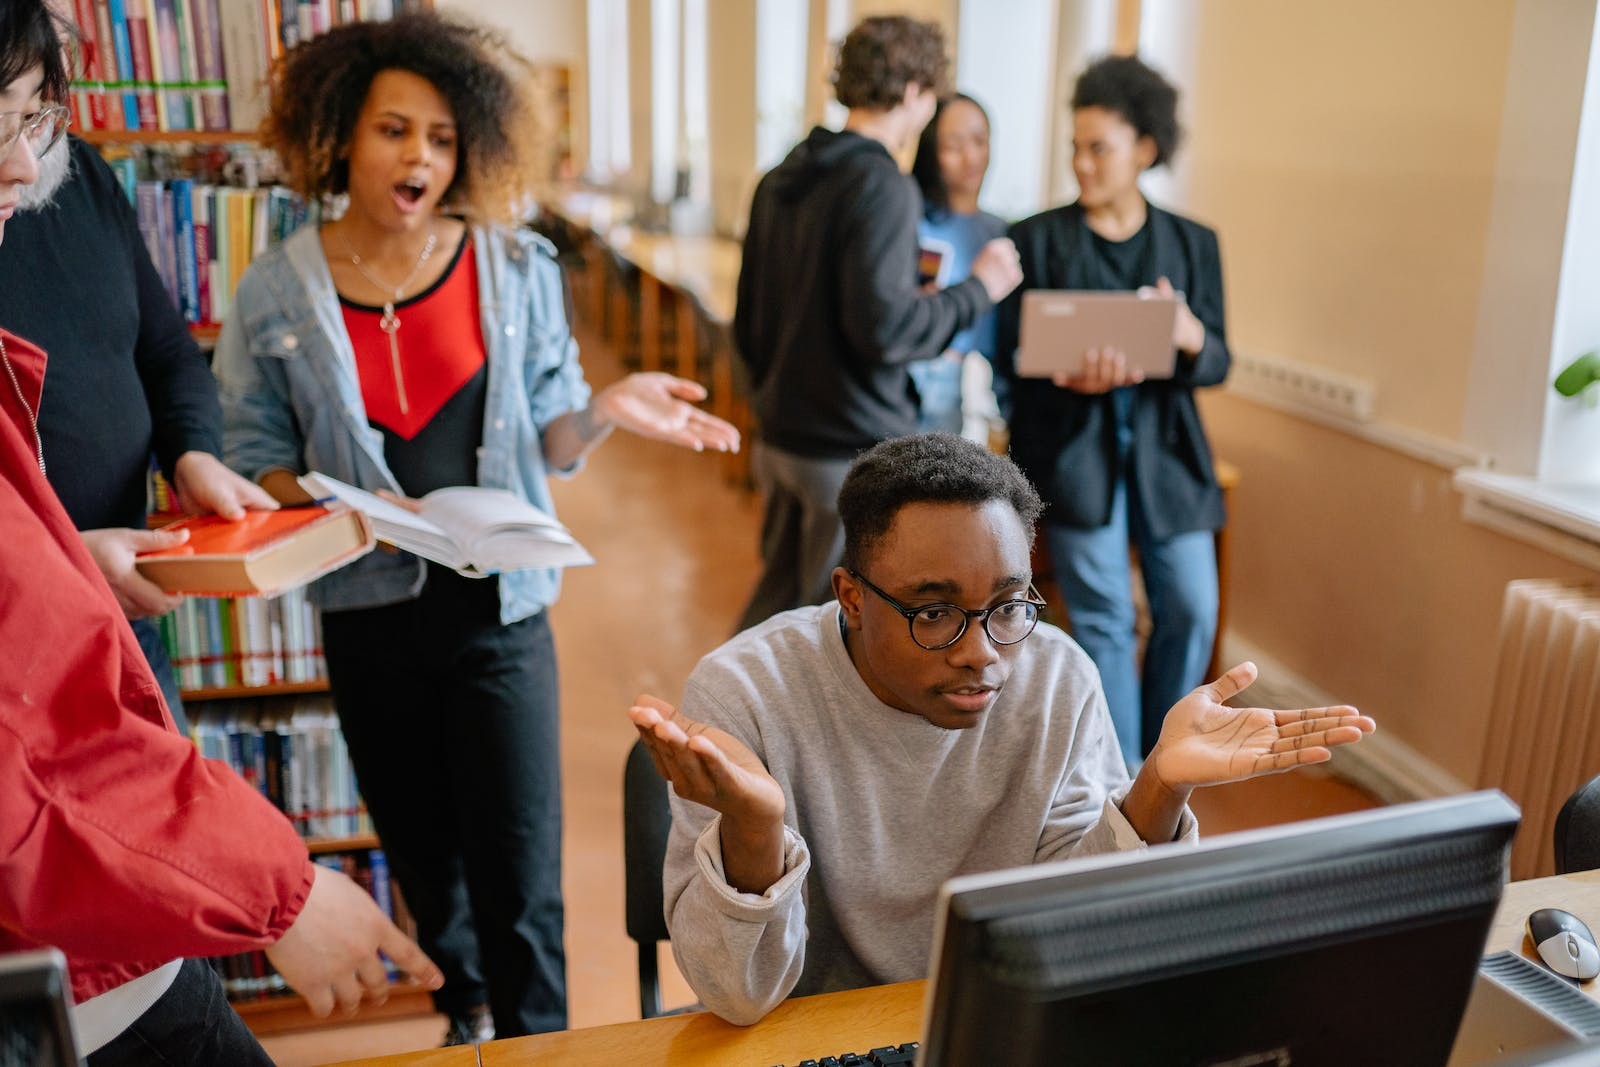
[733, 127, 991, 459]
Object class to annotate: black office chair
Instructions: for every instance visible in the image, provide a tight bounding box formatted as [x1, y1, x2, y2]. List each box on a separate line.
[623, 739, 674, 1019]
[1554, 774, 1600, 874]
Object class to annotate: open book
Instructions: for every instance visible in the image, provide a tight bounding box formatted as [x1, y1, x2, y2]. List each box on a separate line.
[299, 473, 593, 577]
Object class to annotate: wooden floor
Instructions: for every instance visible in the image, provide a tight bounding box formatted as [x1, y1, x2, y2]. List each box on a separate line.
[258, 318, 1379, 1066]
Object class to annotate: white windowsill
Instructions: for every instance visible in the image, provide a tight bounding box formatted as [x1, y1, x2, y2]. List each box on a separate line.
[1454, 469, 1600, 572]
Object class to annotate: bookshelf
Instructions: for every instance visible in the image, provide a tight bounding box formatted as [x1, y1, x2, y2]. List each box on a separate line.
[79, 129, 261, 146]
[233, 978, 437, 1036]
[180, 678, 328, 702]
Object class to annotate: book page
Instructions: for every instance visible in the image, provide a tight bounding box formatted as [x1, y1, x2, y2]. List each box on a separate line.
[419, 487, 594, 573]
[298, 472, 465, 570]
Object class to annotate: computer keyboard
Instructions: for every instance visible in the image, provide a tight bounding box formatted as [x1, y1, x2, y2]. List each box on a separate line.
[769, 1041, 919, 1067]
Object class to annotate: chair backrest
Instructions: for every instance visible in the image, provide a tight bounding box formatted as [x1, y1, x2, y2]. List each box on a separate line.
[623, 739, 673, 1018]
[1555, 774, 1600, 875]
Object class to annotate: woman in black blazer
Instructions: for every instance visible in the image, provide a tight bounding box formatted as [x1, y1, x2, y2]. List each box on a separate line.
[996, 55, 1229, 766]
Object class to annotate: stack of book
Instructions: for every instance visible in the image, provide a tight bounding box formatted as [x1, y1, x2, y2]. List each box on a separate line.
[206, 847, 410, 1001]
[189, 697, 371, 839]
[157, 587, 326, 690]
[67, 0, 428, 135]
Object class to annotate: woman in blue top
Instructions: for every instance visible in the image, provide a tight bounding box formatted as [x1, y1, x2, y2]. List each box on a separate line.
[996, 56, 1229, 768]
[215, 14, 737, 1043]
[909, 93, 1008, 434]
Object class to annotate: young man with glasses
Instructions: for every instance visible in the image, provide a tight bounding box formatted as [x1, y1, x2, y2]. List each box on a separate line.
[630, 433, 1375, 1026]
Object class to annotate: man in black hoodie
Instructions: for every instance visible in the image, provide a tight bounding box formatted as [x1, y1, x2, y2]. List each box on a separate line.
[732, 15, 1023, 632]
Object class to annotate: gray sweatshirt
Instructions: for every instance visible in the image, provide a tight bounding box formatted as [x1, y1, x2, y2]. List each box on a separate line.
[664, 603, 1199, 1025]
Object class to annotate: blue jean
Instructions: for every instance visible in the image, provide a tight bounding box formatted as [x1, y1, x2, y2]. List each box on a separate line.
[322, 566, 566, 1037]
[131, 615, 188, 736]
[87, 959, 272, 1066]
[1045, 474, 1217, 766]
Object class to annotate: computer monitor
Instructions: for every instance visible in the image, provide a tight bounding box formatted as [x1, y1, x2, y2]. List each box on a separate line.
[921, 791, 1521, 1067]
[0, 949, 81, 1067]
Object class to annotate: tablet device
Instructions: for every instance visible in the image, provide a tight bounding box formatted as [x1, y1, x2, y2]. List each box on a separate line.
[1015, 290, 1179, 379]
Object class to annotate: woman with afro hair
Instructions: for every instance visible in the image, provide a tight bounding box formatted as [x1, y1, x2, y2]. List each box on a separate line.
[215, 12, 738, 1042]
[996, 55, 1230, 771]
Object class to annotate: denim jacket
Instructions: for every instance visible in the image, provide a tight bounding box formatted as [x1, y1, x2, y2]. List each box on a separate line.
[215, 224, 590, 624]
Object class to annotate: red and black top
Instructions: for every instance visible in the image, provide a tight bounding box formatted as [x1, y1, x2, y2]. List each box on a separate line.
[340, 233, 488, 498]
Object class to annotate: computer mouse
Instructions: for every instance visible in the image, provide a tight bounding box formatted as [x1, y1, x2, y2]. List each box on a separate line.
[1526, 908, 1600, 982]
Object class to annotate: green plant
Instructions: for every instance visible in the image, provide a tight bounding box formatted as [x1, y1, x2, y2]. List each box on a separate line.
[1553, 351, 1600, 399]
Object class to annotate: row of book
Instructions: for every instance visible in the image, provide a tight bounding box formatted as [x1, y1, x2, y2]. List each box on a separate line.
[190, 698, 371, 839]
[205, 848, 410, 1001]
[157, 587, 325, 690]
[134, 178, 313, 327]
[66, 0, 424, 136]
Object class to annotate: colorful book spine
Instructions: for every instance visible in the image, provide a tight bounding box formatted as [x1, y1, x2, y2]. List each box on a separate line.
[171, 0, 204, 133]
[148, 0, 190, 131]
[105, 0, 141, 125]
[189, 0, 230, 130]
[123, 0, 159, 129]
[92, 0, 127, 129]
[170, 177, 200, 322]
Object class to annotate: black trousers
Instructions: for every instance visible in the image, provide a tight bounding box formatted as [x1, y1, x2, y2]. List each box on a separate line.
[322, 566, 566, 1037]
[87, 959, 272, 1066]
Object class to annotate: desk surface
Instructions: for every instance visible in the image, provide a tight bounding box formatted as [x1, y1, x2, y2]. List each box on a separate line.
[330, 870, 1600, 1066]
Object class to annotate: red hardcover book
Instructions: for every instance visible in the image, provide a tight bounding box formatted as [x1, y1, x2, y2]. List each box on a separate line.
[135, 506, 374, 596]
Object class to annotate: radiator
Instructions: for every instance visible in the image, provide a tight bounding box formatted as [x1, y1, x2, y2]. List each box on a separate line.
[1480, 579, 1600, 879]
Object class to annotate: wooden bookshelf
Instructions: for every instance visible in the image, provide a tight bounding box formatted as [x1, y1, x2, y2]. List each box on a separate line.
[78, 128, 259, 146]
[232, 979, 437, 1036]
[179, 679, 329, 702]
[190, 323, 222, 344]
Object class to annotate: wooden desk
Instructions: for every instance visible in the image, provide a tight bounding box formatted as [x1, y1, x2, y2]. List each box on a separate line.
[329, 871, 1600, 1066]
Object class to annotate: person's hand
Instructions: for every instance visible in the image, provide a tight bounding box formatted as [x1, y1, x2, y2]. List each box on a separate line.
[629, 694, 787, 893]
[595, 373, 742, 453]
[172, 451, 279, 519]
[1053, 347, 1144, 394]
[1145, 662, 1376, 793]
[1137, 276, 1206, 355]
[265, 864, 444, 1018]
[80, 526, 189, 619]
[970, 237, 1023, 303]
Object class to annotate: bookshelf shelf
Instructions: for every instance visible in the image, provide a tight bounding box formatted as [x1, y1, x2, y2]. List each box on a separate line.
[179, 679, 330, 702]
[190, 323, 222, 344]
[304, 832, 381, 854]
[78, 129, 259, 146]
[231, 979, 437, 1035]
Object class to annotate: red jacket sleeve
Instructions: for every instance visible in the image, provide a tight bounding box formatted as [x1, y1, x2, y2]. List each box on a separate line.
[0, 410, 314, 965]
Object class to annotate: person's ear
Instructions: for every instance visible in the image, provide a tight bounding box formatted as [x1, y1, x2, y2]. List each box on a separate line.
[1136, 134, 1159, 171]
[832, 566, 863, 626]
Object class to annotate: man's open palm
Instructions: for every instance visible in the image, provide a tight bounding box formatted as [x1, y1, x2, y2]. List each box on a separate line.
[1147, 662, 1376, 792]
[629, 694, 786, 826]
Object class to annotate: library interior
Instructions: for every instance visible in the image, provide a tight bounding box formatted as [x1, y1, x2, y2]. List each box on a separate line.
[6, 0, 1600, 1065]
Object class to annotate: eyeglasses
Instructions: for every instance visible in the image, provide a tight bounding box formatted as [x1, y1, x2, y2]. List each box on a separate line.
[0, 105, 70, 167]
[849, 569, 1045, 651]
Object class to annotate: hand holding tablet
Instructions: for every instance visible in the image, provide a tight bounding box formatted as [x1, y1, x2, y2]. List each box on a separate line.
[1016, 276, 1203, 388]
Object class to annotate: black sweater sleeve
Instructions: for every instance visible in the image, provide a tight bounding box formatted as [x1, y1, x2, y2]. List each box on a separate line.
[1170, 226, 1230, 388]
[835, 168, 990, 367]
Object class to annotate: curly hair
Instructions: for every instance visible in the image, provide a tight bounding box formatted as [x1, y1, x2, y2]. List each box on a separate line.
[1071, 54, 1183, 168]
[911, 92, 989, 218]
[261, 12, 539, 226]
[832, 16, 948, 111]
[0, 0, 71, 106]
[839, 434, 1044, 572]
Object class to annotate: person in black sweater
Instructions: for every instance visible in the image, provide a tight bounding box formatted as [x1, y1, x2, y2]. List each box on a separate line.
[996, 55, 1230, 768]
[0, 135, 276, 728]
[731, 15, 1022, 633]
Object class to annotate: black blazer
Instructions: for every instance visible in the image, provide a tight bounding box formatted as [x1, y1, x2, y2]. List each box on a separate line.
[995, 202, 1229, 540]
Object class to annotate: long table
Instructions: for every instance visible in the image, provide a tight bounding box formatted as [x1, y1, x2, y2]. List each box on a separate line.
[331, 869, 1600, 1066]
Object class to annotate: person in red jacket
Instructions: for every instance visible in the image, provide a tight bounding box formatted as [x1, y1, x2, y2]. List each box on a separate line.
[0, 5, 443, 1064]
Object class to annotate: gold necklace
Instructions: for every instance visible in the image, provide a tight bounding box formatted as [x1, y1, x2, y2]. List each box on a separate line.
[0, 334, 44, 474]
[338, 225, 440, 416]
